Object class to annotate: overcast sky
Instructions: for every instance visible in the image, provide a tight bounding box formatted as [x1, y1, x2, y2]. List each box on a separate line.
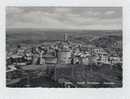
[6, 7, 122, 30]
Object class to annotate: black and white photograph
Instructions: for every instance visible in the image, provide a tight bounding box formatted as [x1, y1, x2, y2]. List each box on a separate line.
[6, 7, 122, 88]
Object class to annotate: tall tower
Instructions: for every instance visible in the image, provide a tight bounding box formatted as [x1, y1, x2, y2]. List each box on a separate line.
[64, 33, 68, 41]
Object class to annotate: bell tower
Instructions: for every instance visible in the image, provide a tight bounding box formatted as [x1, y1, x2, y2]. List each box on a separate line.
[64, 33, 68, 41]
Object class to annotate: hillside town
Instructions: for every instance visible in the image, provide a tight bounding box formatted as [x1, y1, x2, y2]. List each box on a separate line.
[6, 33, 122, 87]
[7, 33, 122, 66]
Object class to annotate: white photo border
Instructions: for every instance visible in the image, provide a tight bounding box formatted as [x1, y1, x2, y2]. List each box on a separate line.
[0, 0, 129, 99]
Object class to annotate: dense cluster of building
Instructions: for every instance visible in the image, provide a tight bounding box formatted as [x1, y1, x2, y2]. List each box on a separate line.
[7, 33, 122, 69]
